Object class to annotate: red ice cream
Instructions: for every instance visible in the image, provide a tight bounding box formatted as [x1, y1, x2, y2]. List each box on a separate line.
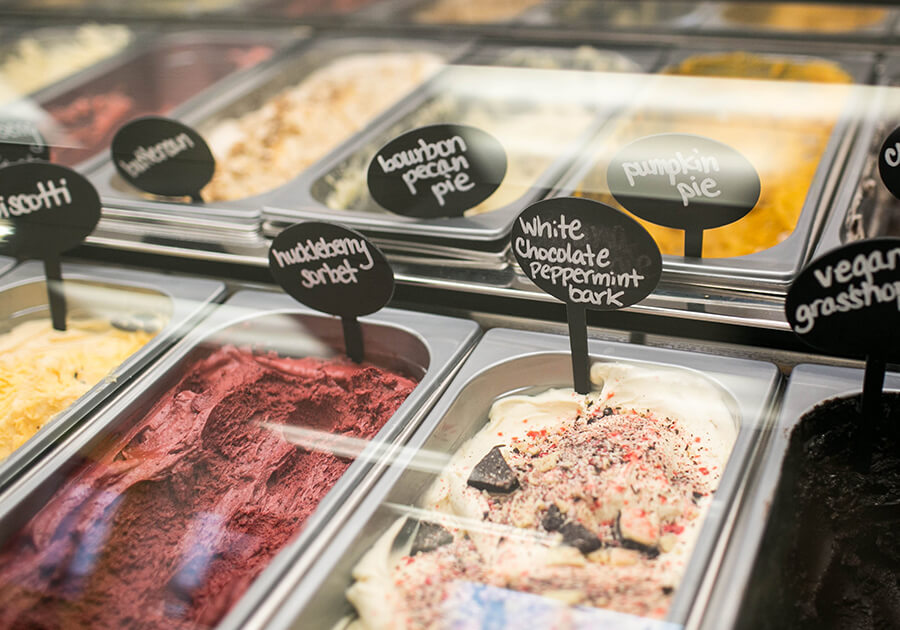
[0, 345, 417, 629]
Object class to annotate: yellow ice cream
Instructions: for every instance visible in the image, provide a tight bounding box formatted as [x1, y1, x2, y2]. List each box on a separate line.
[575, 52, 853, 258]
[0, 318, 155, 461]
[721, 3, 887, 33]
[201, 52, 442, 202]
[414, 0, 542, 23]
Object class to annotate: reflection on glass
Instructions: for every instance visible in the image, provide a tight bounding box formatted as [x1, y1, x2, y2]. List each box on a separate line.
[341, 361, 739, 627]
[0, 315, 420, 628]
[574, 51, 853, 258]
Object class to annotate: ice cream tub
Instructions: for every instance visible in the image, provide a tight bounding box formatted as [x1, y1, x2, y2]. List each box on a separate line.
[24, 29, 294, 174]
[0, 289, 480, 630]
[244, 327, 779, 630]
[702, 2, 897, 36]
[88, 35, 465, 226]
[0, 23, 139, 105]
[553, 47, 874, 294]
[264, 42, 660, 251]
[697, 363, 900, 629]
[524, 1, 713, 30]
[0, 257, 14, 278]
[0, 260, 225, 492]
[813, 56, 900, 259]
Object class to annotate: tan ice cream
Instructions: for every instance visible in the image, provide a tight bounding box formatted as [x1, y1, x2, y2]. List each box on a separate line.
[201, 52, 442, 202]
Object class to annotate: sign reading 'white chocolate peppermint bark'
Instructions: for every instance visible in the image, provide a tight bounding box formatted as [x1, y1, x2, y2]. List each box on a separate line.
[367, 124, 506, 218]
[0, 119, 50, 168]
[608, 133, 760, 257]
[512, 197, 661, 310]
[269, 222, 394, 363]
[112, 116, 214, 202]
[512, 197, 661, 394]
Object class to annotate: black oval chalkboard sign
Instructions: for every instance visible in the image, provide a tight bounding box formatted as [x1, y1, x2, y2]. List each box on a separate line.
[367, 124, 507, 218]
[511, 197, 662, 310]
[785, 238, 900, 359]
[269, 222, 394, 318]
[111, 116, 214, 199]
[607, 133, 761, 231]
[878, 126, 900, 201]
[0, 162, 100, 259]
[0, 119, 50, 167]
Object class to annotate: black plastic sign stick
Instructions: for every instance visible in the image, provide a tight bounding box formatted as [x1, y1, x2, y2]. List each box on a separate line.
[0, 162, 101, 331]
[268, 222, 395, 363]
[878, 125, 900, 200]
[786, 238, 900, 446]
[511, 197, 662, 394]
[607, 133, 760, 258]
[111, 116, 214, 202]
[367, 124, 507, 218]
[0, 119, 50, 167]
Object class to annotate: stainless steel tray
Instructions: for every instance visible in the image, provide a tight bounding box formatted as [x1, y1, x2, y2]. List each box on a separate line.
[28, 29, 298, 174]
[697, 363, 900, 630]
[0, 289, 480, 630]
[0, 257, 14, 277]
[245, 327, 780, 630]
[0, 23, 142, 103]
[814, 56, 900, 259]
[0, 260, 225, 491]
[701, 2, 898, 36]
[550, 47, 874, 295]
[263, 42, 661, 249]
[88, 35, 466, 226]
[523, 0, 714, 30]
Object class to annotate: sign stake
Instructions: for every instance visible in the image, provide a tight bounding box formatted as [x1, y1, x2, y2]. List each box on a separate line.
[566, 303, 590, 395]
[43, 256, 66, 331]
[341, 315, 365, 364]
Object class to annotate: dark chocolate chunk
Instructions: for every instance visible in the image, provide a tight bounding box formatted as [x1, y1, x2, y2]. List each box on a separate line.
[541, 504, 565, 532]
[615, 514, 660, 558]
[467, 446, 519, 493]
[559, 522, 603, 554]
[662, 586, 674, 595]
[410, 521, 454, 556]
[603, 407, 615, 416]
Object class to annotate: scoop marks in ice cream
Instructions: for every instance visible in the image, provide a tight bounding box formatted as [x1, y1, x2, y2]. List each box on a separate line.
[0, 318, 155, 461]
[344, 362, 737, 628]
[0, 345, 417, 629]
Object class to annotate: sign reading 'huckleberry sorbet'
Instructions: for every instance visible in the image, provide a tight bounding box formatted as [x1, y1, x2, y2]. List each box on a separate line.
[368, 124, 507, 218]
[269, 222, 395, 363]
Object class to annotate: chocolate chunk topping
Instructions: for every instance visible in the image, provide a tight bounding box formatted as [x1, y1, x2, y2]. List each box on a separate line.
[662, 586, 674, 595]
[559, 522, 603, 554]
[541, 505, 565, 532]
[603, 407, 615, 416]
[410, 521, 454, 556]
[615, 513, 661, 558]
[467, 446, 519, 493]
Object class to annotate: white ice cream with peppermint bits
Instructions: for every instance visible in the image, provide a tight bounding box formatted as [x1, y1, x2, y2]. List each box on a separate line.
[343, 362, 738, 629]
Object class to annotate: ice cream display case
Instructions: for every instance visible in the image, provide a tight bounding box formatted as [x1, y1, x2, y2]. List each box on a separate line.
[0, 289, 479, 629]
[0, 2, 899, 629]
